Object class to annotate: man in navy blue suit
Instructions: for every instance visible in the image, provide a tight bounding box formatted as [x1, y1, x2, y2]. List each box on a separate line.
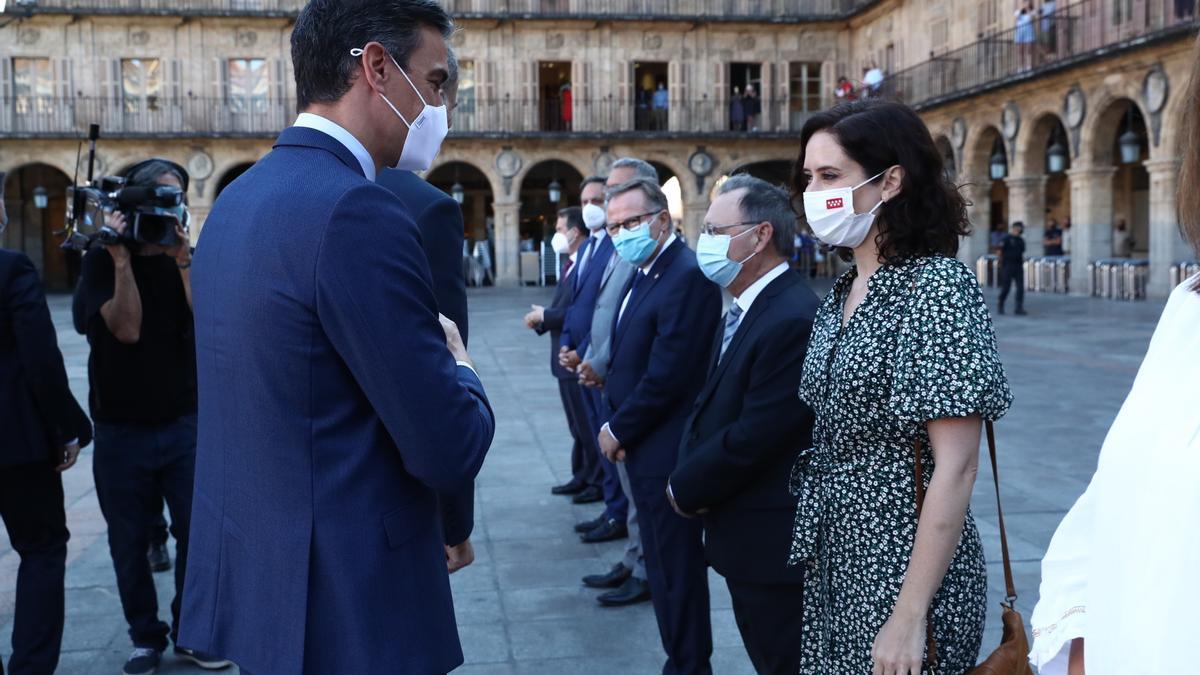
[599, 178, 721, 675]
[0, 193, 93, 675]
[376, 47, 477, 571]
[179, 2, 495, 673]
[669, 175, 819, 674]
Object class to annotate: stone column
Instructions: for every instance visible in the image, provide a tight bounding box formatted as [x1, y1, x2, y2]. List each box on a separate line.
[1144, 158, 1188, 297]
[491, 200, 521, 285]
[1066, 166, 1118, 295]
[1005, 175, 1048, 256]
[960, 176, 992, 266]
[681, 198, 708, 246]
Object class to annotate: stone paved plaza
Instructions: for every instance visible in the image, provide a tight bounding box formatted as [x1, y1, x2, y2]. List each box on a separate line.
[0, 280, 1170, 674]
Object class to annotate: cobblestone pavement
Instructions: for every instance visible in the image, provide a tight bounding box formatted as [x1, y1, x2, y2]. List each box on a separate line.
[0, 281, 1168, 674]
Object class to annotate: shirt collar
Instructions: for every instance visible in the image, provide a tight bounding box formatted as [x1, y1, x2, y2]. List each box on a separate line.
[641, 233, 678, 275]
[591, 227, 606, 240]
[293, 113, 376, 182]
[734, 262, 790, 314]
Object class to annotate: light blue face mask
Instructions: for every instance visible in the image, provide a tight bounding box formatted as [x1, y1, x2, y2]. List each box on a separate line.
[697, 226, 759, 288]
[613, 214, 664, 266]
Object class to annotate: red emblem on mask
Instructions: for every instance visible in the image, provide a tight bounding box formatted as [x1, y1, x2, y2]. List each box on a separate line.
[825, 197, 844, 209]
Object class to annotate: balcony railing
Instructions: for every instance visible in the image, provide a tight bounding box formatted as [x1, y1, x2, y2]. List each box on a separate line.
[22, 0, 879, 20]
[0, 95, 822, 139]
[879, 0, 1198, 110]
[0, 96, 292, 138]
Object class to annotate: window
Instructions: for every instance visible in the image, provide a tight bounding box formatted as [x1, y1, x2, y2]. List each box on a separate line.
[931, 18, 949, 55]
[456, 59, 476, 132]
[227, 58, 268, 113]
[121, 58, 162, 113]
[977, 0, 999, 35]
[12, 57, 53, 115]
[788, 62, 822, 127]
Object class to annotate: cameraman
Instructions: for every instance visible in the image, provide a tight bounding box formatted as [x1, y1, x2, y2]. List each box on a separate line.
[73, 160, 227, 674]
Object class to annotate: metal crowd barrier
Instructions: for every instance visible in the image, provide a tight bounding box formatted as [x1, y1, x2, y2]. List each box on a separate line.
[1169, 262, 1200, 288]
[976, 254, 1000, 288]
[1023, 256, 1071, 294]
[1088, 259, 1149, 301]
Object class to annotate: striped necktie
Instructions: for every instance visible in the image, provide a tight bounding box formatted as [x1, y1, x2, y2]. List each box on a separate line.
[719, 303, 744, 361]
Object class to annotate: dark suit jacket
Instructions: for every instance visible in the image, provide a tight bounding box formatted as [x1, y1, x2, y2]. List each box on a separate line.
[671, 269, 819, 584]
[180, 126, 495, 675]
[377, 169, 469, 345]
[604, 239, 722, 478]
[0, 249, 92, 467]
[535, 259, 578, 380]
[376, 168, 474, 546]
[561, 234, 613, 354]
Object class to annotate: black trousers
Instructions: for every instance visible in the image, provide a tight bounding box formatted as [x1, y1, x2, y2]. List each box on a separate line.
[998, 264, 1025, 309]
[0, 461, 68, 675]
[557, 378, 601, 488]
[93, 414, 197, 651]
[630, 474, 712, 675]
[725, 578, 806, 675]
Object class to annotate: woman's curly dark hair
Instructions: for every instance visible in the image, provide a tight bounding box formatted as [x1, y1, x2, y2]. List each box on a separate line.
[790, 99, 970, 265]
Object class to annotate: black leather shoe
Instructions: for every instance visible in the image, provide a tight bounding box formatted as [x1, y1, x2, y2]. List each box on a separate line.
[148, 542, 171, 573]
[551, 479, 586, 496]
[574, 515, 606, 533]
[572, 485, 603, 504]
[581, 518, 628, 543]
[597, 576, 651, 607]
[583, 563, 632, 589]
[1015, 307, 1028, 316]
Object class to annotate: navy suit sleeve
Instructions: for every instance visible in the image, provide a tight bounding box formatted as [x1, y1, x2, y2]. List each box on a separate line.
[6, 254, 93, 448]
[315, 184, 495, 495]
[540, 306, 566, 333]
[609, 269, 721, 449]
[669, 317, 814, 513]
[415, 195, 470, 347]
[414, 192, 476, 546]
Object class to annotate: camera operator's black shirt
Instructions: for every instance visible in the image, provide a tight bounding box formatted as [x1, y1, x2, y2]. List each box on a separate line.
[76, 248, 197, 425]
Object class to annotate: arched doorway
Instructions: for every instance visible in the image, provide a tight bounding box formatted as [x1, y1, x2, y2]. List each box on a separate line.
[647, 161, 684, 224]
[2, 164, 75, 291]
[518, 160, 583, 247]
[980, 128, 1009, 247]
[215, 163, 255, 199]
[1104, 100, 1150, 259]
[426, 160, 494, 255]
[935, 136, 957, 182]
[1033, 115, 1072, 229]
[730, 160, 793, 188]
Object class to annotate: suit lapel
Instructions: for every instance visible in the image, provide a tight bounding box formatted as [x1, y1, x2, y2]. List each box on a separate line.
[694, 271, 797, 411]
[573, 237, 594, 293]
[610, 239, 683, 357]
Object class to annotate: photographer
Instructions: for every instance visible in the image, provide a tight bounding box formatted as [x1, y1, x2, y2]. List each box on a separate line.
[73, 160, 227, 675]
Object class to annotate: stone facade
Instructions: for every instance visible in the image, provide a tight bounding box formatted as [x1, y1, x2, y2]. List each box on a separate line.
[0, 1, 1194, 294]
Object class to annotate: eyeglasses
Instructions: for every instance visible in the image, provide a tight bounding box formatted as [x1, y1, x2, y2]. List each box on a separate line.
[607, 210, 664, 231]
[701, 221, 760, 236]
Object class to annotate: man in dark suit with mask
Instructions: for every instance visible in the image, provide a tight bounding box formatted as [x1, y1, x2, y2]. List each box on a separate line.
[669, 175, 818, 674]
[598, 178, 721, 675]
[0, 186, 94, 675]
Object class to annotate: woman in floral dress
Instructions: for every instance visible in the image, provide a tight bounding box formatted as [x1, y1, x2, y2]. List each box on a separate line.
[788, 99, 1012, 675]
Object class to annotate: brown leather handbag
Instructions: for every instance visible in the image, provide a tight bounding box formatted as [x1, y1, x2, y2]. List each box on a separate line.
[914, 421, 1034, 675]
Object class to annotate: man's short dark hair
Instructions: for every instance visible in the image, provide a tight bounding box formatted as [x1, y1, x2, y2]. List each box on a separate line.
[581, 176, 607, 192]
[558, 206, 586, 235]
[291, 0, 454, 109]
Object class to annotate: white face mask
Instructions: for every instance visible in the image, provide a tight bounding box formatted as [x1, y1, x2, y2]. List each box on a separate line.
[582, 203, 607, 231]
[353, 48, 449, 172]
[802, 169, 888, 248]
[551, 231, 572, 255]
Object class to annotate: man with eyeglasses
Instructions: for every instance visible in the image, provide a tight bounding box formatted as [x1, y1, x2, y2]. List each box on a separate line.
[669, 174, 819, 674]
[596, 177, 721, 674]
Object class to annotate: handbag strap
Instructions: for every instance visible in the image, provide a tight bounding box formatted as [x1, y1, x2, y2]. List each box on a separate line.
[913, 420, 1018, 670]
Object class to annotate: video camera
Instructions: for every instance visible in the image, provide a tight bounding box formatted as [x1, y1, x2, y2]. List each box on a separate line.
[63, 125, 190, 251]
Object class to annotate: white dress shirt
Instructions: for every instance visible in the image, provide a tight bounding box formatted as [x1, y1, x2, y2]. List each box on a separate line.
[294, 113, 377, 182]
[576, 227, 606, 279]
[726, 261, 791, 336]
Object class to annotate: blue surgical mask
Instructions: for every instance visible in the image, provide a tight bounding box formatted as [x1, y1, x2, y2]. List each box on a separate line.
[697, 227, 759, 288]
[613, 216, 663, 266]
